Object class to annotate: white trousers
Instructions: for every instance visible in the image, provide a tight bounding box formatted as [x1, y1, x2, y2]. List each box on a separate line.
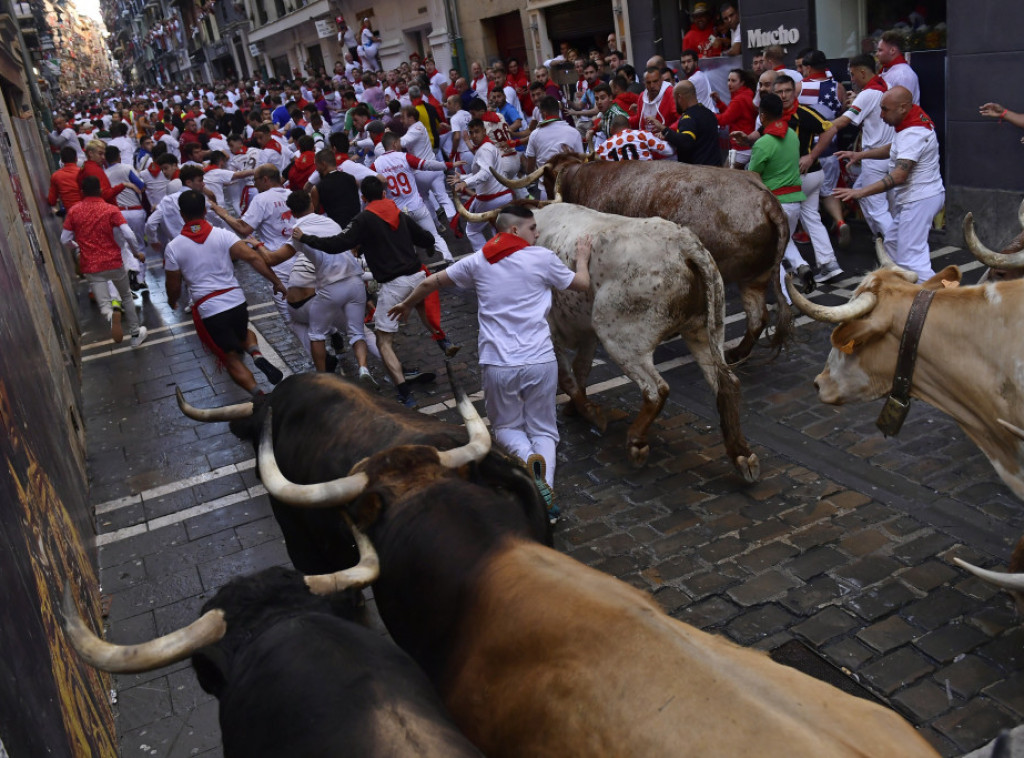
[855, 159, 894, 239]
[466, 192, 512, 251]
[414, 170, 454, 222]
[779, 200, 803, 304]
[799, 170, 838, 268]
[407, 203, 452, 260]
[309, 275, 367, 344]
[885, 191, 943, 282]
[120, 208, 146, 275]
[482, 361, 559, 486]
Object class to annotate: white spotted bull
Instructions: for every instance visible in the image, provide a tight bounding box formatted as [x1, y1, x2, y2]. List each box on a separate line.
[456, 197, 758, 479]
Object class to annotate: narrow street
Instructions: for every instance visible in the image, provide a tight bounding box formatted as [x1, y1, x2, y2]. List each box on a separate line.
[84, 222, 1024, 757]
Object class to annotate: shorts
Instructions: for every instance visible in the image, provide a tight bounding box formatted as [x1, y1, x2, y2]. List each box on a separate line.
[374, 270, 426, 333]
[202, 303, 249, 354]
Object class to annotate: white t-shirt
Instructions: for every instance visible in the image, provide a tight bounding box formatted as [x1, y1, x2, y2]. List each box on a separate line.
[307, 158, 376, 188]
[890, 125, 943, 206]
[108, 136, 136, 166]
[687, 70, 716, 111]
[60, 127, 85, 162]
[843, 88, 895, 155]
[141, 167, 171, 207]
[242, 186, 295, 280]
[105, 163, 143, 208]
[291, 213, 363, 286]
[525, 119, 584, 166]
[400, 121, 434, 162]
[371, 150, 445, 211]
[429, 71, 448, 102]
[164, 227, 246, 318]
[203, 167, 241, 207]
[446, 245, 576, 366]
[881, 62, 920, 105]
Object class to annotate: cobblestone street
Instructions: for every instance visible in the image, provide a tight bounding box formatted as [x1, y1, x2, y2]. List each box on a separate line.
[83, 223, 1024, 757]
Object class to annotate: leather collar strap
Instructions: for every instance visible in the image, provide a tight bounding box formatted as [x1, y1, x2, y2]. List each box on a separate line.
[876, 288, 936, 437]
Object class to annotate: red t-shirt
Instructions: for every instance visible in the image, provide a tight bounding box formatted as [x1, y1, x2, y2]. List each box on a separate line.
[63, 196, 127, 273]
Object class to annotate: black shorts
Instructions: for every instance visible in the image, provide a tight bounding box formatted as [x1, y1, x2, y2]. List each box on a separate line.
[202, 303, 249, 354]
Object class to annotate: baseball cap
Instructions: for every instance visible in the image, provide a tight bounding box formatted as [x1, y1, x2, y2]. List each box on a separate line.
[693, 2, 709, 14]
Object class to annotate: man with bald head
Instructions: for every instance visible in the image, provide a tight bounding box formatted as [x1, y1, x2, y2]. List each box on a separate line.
[649, 80, 721, 165]
[834, 86, 943, 280]
[756, 69, 777, 106]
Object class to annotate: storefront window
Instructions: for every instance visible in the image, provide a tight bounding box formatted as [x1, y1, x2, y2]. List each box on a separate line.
[815, 0, 946, 58]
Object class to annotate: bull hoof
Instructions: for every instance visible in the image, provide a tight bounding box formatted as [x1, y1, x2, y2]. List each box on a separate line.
[735, 453, 761, 483]
[628, 441, 650, 467]
[562, 402, 579, 418]
[585, 403, 608, 434]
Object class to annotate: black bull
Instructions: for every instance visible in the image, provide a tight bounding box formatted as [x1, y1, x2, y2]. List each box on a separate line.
[532, 156, 792, 363]
[220, 373, 550, 574]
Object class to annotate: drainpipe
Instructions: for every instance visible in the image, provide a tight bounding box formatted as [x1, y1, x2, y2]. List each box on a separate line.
[441, 0, 465, 74]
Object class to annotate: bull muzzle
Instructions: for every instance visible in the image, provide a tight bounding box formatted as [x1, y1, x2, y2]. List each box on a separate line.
[964, 211, 1024, 269]
[176, 386, 254, 422]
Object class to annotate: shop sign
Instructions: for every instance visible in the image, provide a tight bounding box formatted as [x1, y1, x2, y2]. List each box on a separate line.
[249, 42, 260, 57]
[747, 25, 801, 48]
[314, 18, 336, 38]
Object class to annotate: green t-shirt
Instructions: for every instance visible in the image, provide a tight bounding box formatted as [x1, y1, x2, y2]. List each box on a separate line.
[747, 128, 806, 204]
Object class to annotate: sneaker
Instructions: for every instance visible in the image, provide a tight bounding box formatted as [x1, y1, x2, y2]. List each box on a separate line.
[397, 390, 418, 409]
[836, 221, 851, 249]
[795, 264, 816, 295]
[254, 356, 284, 385]
[437, 337, 461, 358]
[403, 366, 421, 380]
[129, 326, 148, 348]
[128, 271, 142, 291]
[526, 454, 559, 522]
[814, 262, 846, 285]
[109, 303, 124, 343]
[359, 366, 379, 390]
[793, 230, 811, 244]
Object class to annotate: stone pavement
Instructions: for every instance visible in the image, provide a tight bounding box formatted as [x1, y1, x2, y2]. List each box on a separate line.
[80, 220, 1024, 757]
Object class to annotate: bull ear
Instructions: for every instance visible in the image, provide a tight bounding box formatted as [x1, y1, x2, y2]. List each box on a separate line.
[921, 265, 961, 290]
[830, 318, 884, 353]
[349, 491, 384, 529]
[191, 645, 230, 697]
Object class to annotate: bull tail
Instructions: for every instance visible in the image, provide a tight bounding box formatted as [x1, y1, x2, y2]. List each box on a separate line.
[766, 196, 794, 354]
[687, 247, 728, 372]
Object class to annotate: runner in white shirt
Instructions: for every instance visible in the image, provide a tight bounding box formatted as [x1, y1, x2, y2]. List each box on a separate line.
[387, 204, 592, 518]
[525, 99, 584, 198]
[154, 124, 180, 159]
[877, 32, 920, 105]
[107, 123, 136, 166]
[449, 119, 513, 251]
[104, 144, 148, 288]
[202, 151, 256, 209]
[50, 116, 85, 163]
[164, 189, 286, 394]
[211, 164, 296, 324]
[371, 132, 458, 262]
[446, 97, 475, 171]
[140, 154, 178, 208]
[256, 191, 378, 382]
[252, 125, 288, 172]
[823, 55, 896, 239]
[227, 135, 261, 215]
[466, 100, 524, 196]
[399, 107, 456, 229]
[145, 165, 209, 250]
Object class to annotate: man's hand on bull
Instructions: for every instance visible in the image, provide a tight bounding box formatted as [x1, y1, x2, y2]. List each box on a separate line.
[576, 234, 593, 263]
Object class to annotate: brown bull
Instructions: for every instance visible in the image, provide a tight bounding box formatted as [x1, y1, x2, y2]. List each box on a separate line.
[252, 414, 938, 757]
[493, 154, 793, 363]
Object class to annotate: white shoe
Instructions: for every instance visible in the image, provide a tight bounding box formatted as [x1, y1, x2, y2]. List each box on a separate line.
[358, 366, 379, 390]
[130, 326, 148, 348]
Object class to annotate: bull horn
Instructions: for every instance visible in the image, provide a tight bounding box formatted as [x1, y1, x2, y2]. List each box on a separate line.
[998, 418, 1024, 441]
[258, 410, 369, 507]
[551, 168, 565, 203]
[785, 274, 878, 323]
[61, 584, 226, 673]
[875, 236, 896, 268]
[304, 514, 380, 594]
[953, 557, 1024, 592]
[964, 212, 1024, 269]
[452, 191, 502, 224]
[176, 387, 253, 422]
[436, 364, 492, 469]
[489, 164, 544, 189]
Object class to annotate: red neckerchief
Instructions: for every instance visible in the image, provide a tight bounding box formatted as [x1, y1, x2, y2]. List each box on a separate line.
[863, 75, 888, 93]
[480, 111, 501, 123]
[155, 130, 168, 139]
[895, 104, 934, 132]
[271, 129, 283, 137]
[577, 76, 586, 93]
[203, 164, 220, 173]
[472, 74, 486, 90]
[148, 164, 162, 177]
[335, 153, 349, 166]
[772, 65, 785, 71]
[782, 103, 798, 122]
[482, 232, 529, 264]
[365, 199, 400, 229]
[294, 151, 315, 169]
[763, 119, 789, 138]
[232, 147, 248, 155]
[470, 135, 493, 153]
[209, 131, 223, 139]
[263, 139, 282, 153]
[181, 219, 214, 243]
[882, 54, 909, 71]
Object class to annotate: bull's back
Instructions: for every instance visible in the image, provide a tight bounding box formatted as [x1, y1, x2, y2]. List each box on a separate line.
[444, 541, 938, 758]
[564, 161, 785, 284]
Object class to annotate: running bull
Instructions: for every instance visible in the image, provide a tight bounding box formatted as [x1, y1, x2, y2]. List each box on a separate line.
[62, 537, 484, 757]
[456, 198, 758, 478]
[252, 394, 938, 757]
[175, 375, 549, 574]
[787, 234, 1024, 500]
[492, 154, 793, 363]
